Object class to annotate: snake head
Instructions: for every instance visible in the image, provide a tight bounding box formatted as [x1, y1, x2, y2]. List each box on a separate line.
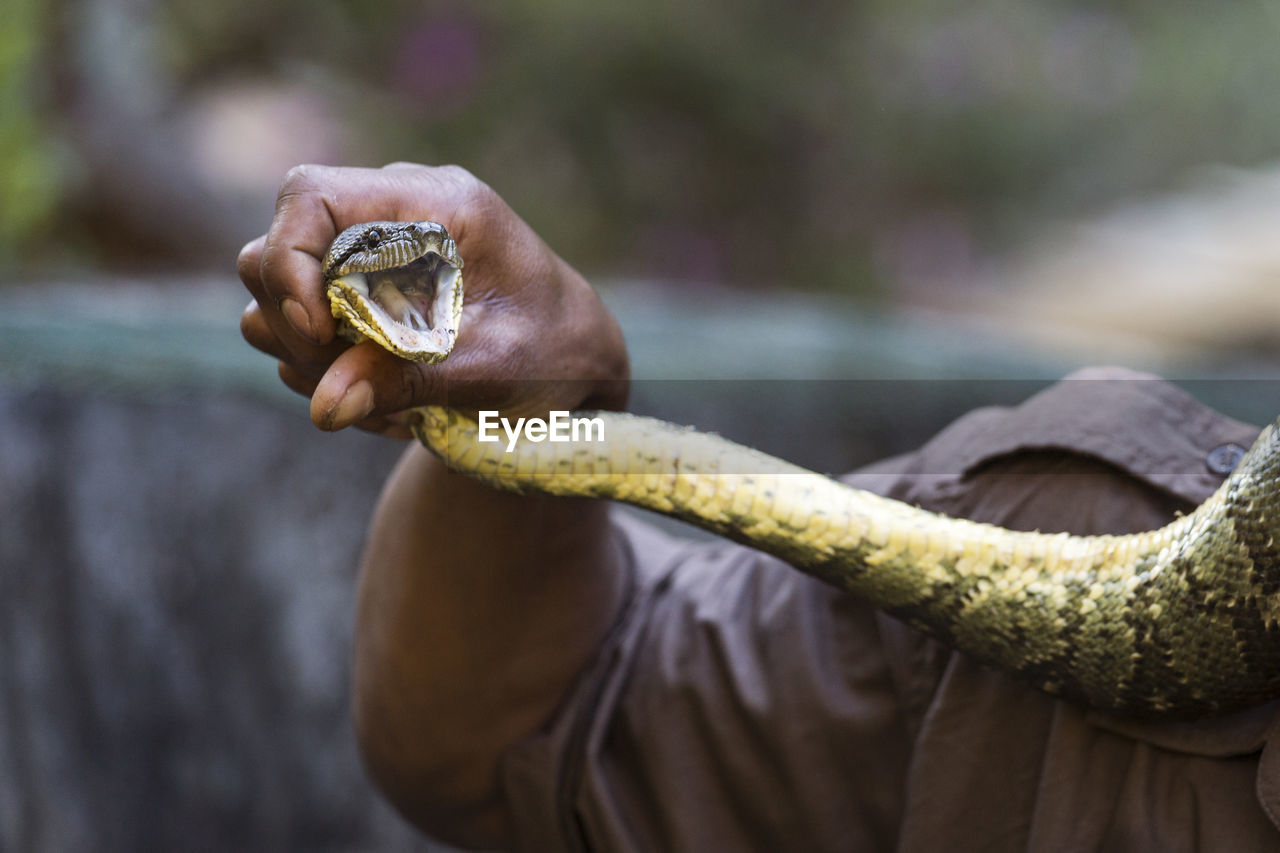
[322, 221, 464, 364]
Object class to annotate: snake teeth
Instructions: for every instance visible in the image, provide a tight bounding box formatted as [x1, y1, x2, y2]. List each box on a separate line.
[331, 270, 431, 329]
[333, 272, 369, 297]
[323, 221, 464, 364]
[370, 277, 432, 330]
[404, 307, 429, 330]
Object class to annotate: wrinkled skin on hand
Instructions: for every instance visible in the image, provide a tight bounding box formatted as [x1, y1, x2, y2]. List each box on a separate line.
[238, 163, 629, 437]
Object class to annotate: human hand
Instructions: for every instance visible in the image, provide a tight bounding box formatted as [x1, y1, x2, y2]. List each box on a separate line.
[238, 163, 629, 438]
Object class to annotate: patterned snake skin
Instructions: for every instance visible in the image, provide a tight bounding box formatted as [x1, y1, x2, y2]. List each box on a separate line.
[321, 220, 1280, 719]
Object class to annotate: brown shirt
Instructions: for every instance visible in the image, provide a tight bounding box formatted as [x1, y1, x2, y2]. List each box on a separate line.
[499, 369, 1278, 852]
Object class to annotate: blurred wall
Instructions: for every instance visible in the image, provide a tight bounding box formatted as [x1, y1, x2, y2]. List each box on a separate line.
[0, 389, 436, 852]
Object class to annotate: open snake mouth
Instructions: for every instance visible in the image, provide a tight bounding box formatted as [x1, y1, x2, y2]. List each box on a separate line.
[333, 255, 456, 332]
[323, 221, 464, 363]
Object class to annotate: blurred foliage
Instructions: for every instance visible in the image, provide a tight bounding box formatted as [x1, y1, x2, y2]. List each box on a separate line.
[0, 0, 64, 268]
[7, 0, 1280, 290]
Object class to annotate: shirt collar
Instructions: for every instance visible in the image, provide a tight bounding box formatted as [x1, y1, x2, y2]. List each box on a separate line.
[924, 366, 1260, 505]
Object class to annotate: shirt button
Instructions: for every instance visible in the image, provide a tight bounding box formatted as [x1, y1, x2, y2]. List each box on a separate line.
[1206, 443, 1246, 475]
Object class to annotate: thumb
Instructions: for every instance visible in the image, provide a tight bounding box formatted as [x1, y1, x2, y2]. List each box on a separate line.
[310, 341, 445, 431]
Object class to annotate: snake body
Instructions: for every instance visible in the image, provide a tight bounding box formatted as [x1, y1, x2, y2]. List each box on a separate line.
[322, 220, 1280, 719]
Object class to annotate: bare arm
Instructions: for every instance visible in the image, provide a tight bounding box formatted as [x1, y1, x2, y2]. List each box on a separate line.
[237, 164, 630, 847]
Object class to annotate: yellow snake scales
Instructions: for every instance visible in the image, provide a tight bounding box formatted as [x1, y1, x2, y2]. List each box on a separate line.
[321, 220, 1280, 720]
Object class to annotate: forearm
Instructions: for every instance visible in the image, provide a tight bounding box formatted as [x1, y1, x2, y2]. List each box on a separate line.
[237, 163, 632, 845]
[352, 443, 626, 844]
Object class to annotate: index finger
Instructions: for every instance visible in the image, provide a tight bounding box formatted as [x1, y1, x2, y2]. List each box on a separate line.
[256, 165, 350, 344]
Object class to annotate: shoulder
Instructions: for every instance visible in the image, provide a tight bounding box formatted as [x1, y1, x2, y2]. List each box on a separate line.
[847, 366, 1260, 533]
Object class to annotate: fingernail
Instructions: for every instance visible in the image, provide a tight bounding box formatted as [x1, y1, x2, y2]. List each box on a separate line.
[280, 297, 317, 342]
[328, 380, 375, 429]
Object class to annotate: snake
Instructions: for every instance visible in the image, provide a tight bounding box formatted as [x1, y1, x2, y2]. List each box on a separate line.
[321, 219, 1280, 720]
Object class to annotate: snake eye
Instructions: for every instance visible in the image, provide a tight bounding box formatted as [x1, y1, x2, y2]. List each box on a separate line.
[365, 229, 382, 249]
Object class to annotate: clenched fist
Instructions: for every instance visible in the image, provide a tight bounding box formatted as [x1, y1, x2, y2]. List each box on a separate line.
[237, 163, 628, 437]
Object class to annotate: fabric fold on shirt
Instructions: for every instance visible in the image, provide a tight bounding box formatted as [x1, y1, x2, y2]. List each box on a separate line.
[495, 370, 1280, 852]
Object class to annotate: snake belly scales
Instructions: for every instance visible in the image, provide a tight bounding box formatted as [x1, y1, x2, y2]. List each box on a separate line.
[321, 219, 1280, 720]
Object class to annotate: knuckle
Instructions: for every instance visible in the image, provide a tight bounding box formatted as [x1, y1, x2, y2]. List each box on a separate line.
[238, 303, 258, 340]
[279, 163, 320, 192]
[236, 242, 262, 284]
[436, 163, 477, 185]
[439, 165, 496, 208]
[274, 164, 339, 214]
[450, 185, 504, 241]
[239, 305, 277, 352]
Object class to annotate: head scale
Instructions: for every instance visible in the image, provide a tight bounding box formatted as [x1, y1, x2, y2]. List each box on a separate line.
[322, 221, 460, 280]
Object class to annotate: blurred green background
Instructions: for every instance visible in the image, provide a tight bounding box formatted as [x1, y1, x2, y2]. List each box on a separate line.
[7, 0, 1280, 299]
